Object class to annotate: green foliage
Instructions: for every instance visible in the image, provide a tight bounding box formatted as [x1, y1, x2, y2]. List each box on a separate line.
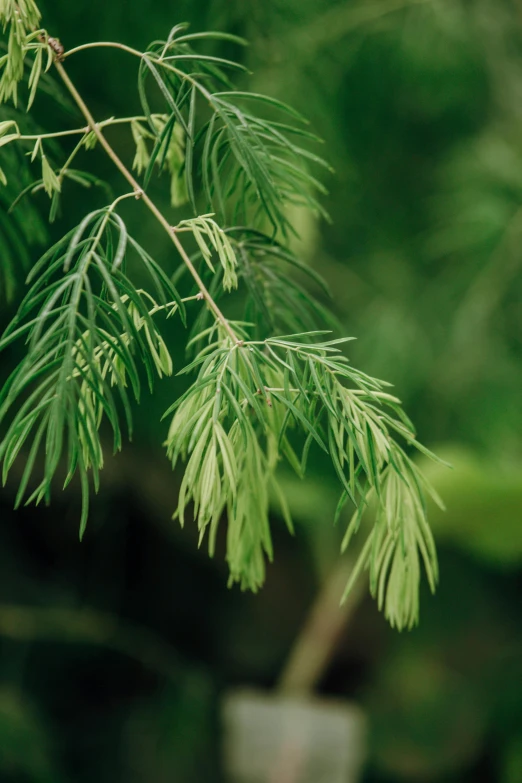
[138, 25, 330, 233]
[0, 0, 46, 106]
[0, 1, 443, 629]
[176, 214, 238, 290]
[131, 114, 188, 207]
[0, 202, 180, 536]
[165, 326, 441, 628]
[231, 228, 336, 336]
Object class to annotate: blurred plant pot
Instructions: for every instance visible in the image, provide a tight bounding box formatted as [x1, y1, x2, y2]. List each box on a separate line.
[222, 688, 366, 783]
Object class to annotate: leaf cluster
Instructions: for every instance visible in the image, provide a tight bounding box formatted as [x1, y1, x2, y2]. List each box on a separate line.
[131, 114, 188, 208]
[0, 1, 48, 107]
[175, 213, 238, 291]
[165, 326, 441, 628]
[137, 25, 330, 233]
[0, 203, 181, 536]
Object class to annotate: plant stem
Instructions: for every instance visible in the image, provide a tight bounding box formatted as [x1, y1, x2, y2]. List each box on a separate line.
[19, 115, 167, 141]
[20, 127, 88, 140]
[52, 60, 239, 345]
[63, 41, 144, 60]
[277, 557, 365, 695]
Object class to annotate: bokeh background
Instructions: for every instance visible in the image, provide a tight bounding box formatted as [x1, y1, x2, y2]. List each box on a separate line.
[1, 0, 522, 781]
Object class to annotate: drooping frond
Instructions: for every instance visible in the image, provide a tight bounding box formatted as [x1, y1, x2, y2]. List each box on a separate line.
[165, 326, 442, 627]
[137, 27, 331, 233]
[164, 323, 293, 591]
[341, 454, 440, 630]
[0, 204, 183, 536]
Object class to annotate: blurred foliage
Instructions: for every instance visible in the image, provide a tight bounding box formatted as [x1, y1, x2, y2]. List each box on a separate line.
[0, 0, 521, 781]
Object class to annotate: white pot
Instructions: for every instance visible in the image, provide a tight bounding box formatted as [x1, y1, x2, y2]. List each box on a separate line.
[222, 689, 367, 783]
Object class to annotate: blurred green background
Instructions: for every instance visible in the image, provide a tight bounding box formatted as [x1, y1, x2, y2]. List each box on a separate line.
[1, 0, 522, 781]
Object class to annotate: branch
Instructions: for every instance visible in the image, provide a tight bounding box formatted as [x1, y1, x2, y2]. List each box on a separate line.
[52, 59, 240, 345]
